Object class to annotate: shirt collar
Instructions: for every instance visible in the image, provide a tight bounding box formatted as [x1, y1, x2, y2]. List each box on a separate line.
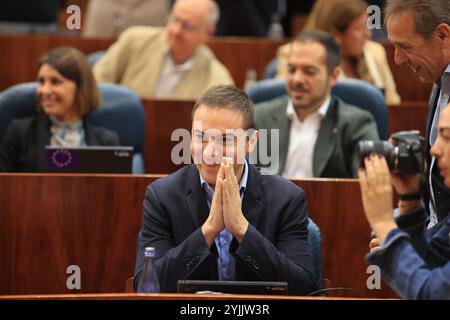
[438, 64, 450, 90]
[444, 64, 450, 74]
[164, 47, 197, 72]
[286, 95, 331, 122]
[200, 158, 249, 195]
[49, 116, 83, 130]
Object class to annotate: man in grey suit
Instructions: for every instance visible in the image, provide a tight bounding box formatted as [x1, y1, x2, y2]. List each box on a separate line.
[255, 31, 379, 178]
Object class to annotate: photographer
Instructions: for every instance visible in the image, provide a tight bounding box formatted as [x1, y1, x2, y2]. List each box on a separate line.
[358, 106, 450, 299]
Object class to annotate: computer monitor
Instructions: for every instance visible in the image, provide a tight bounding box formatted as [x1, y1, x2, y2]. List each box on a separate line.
[177, 280, 288, 295]
[45, 146, 133, 173]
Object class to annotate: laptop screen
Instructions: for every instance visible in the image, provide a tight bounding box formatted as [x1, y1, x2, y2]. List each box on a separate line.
[177, 280, 288, 295]
[45, 146, 133, 173]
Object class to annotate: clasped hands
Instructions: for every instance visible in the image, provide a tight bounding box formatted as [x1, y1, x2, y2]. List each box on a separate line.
[202, 157, 249, 247]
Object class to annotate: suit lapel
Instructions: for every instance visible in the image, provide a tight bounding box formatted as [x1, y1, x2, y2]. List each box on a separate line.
[184, 166, 221, 263]
[313, 98, 338, 177]
[241, 165, 264, 228]
[426, 83, 440, 159]
[35, 114, 51, 172]
[270, 101, 291, 175]
[185, 166, 210, 229]
[84, 122, 98, 145]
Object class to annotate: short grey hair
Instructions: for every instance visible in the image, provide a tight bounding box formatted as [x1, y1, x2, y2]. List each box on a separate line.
[385, 0, 450, 39]
[207, 0, 220, 27]
[172, 0, 220, 28]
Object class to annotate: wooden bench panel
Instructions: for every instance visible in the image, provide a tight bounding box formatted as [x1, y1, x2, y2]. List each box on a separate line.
[0, 173, 397, 298]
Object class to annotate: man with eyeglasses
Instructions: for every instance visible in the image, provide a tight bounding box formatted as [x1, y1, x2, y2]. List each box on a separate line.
[94, 0, 233, 99]
[134, 85, 316, 294]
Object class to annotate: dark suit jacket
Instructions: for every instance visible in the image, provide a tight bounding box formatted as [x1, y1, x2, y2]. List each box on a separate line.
[255, 95, 379, 178]
[134, 164, 315, 295]
[0, 113, 120, 172]
[425, 84, 450, 223]
[215, 0, 277, 37]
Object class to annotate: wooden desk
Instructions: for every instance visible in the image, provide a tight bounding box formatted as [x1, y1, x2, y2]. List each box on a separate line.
[206, 37, 286, 86]
[0, 173, 397, 298]
[0, 34, 285, 91]
[0, 174, 153, 295]
[142, 99, 430, 174]
[142, 99, 194, 174]
[388, 101, 428, 137]
[0, 293, 388, 300]
[0, 34, 434, 102]
[0, 35, 114, 92]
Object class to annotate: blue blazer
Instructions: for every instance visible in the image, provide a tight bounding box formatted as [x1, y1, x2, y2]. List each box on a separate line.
[367, 210, 450, 299]
[134, 164, 316, 294]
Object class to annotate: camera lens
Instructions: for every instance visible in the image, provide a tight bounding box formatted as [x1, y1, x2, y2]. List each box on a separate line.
[359, 132, 426, 174]
[358, 141, 395, 170]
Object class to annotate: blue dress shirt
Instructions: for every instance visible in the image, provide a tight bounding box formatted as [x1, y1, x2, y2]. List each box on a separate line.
[199, 160, 248, 281]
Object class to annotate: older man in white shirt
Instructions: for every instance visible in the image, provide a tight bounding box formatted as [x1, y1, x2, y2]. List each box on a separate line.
[93, 0, 234, 99]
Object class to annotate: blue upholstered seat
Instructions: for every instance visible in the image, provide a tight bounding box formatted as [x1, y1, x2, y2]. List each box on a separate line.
[0, 82, 146, 173]
[247, 78, 388, 139]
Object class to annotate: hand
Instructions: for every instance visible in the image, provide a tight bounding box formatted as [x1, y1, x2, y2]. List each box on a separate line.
[369, 238, 381, 252]
[390, 172, 421, 196]
[201, 163, 225, 247]
[387, 137, 421, 195]
[358, 155, 398, 243]
[390, 171, 423, 215]
[222, 158, 249, 243]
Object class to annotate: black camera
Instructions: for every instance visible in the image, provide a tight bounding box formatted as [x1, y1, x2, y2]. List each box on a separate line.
[358, 131, 426, 174]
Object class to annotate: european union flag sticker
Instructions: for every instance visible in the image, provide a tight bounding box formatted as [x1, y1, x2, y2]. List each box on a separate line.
[46, 148, 78, 170]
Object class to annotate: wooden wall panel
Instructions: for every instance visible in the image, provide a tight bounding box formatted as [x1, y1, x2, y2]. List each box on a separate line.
[0, 174, 397, 298]
[0, 174, 154, 294]
[141, 99, 430, 174]
[0, 34, 434, 102]
[142, 99, 194, 174]
[388, 101, 428, 137]
[0, 34, 285, 91]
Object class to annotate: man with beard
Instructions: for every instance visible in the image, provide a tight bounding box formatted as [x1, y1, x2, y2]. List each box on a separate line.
[255, 31, 379, 178]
